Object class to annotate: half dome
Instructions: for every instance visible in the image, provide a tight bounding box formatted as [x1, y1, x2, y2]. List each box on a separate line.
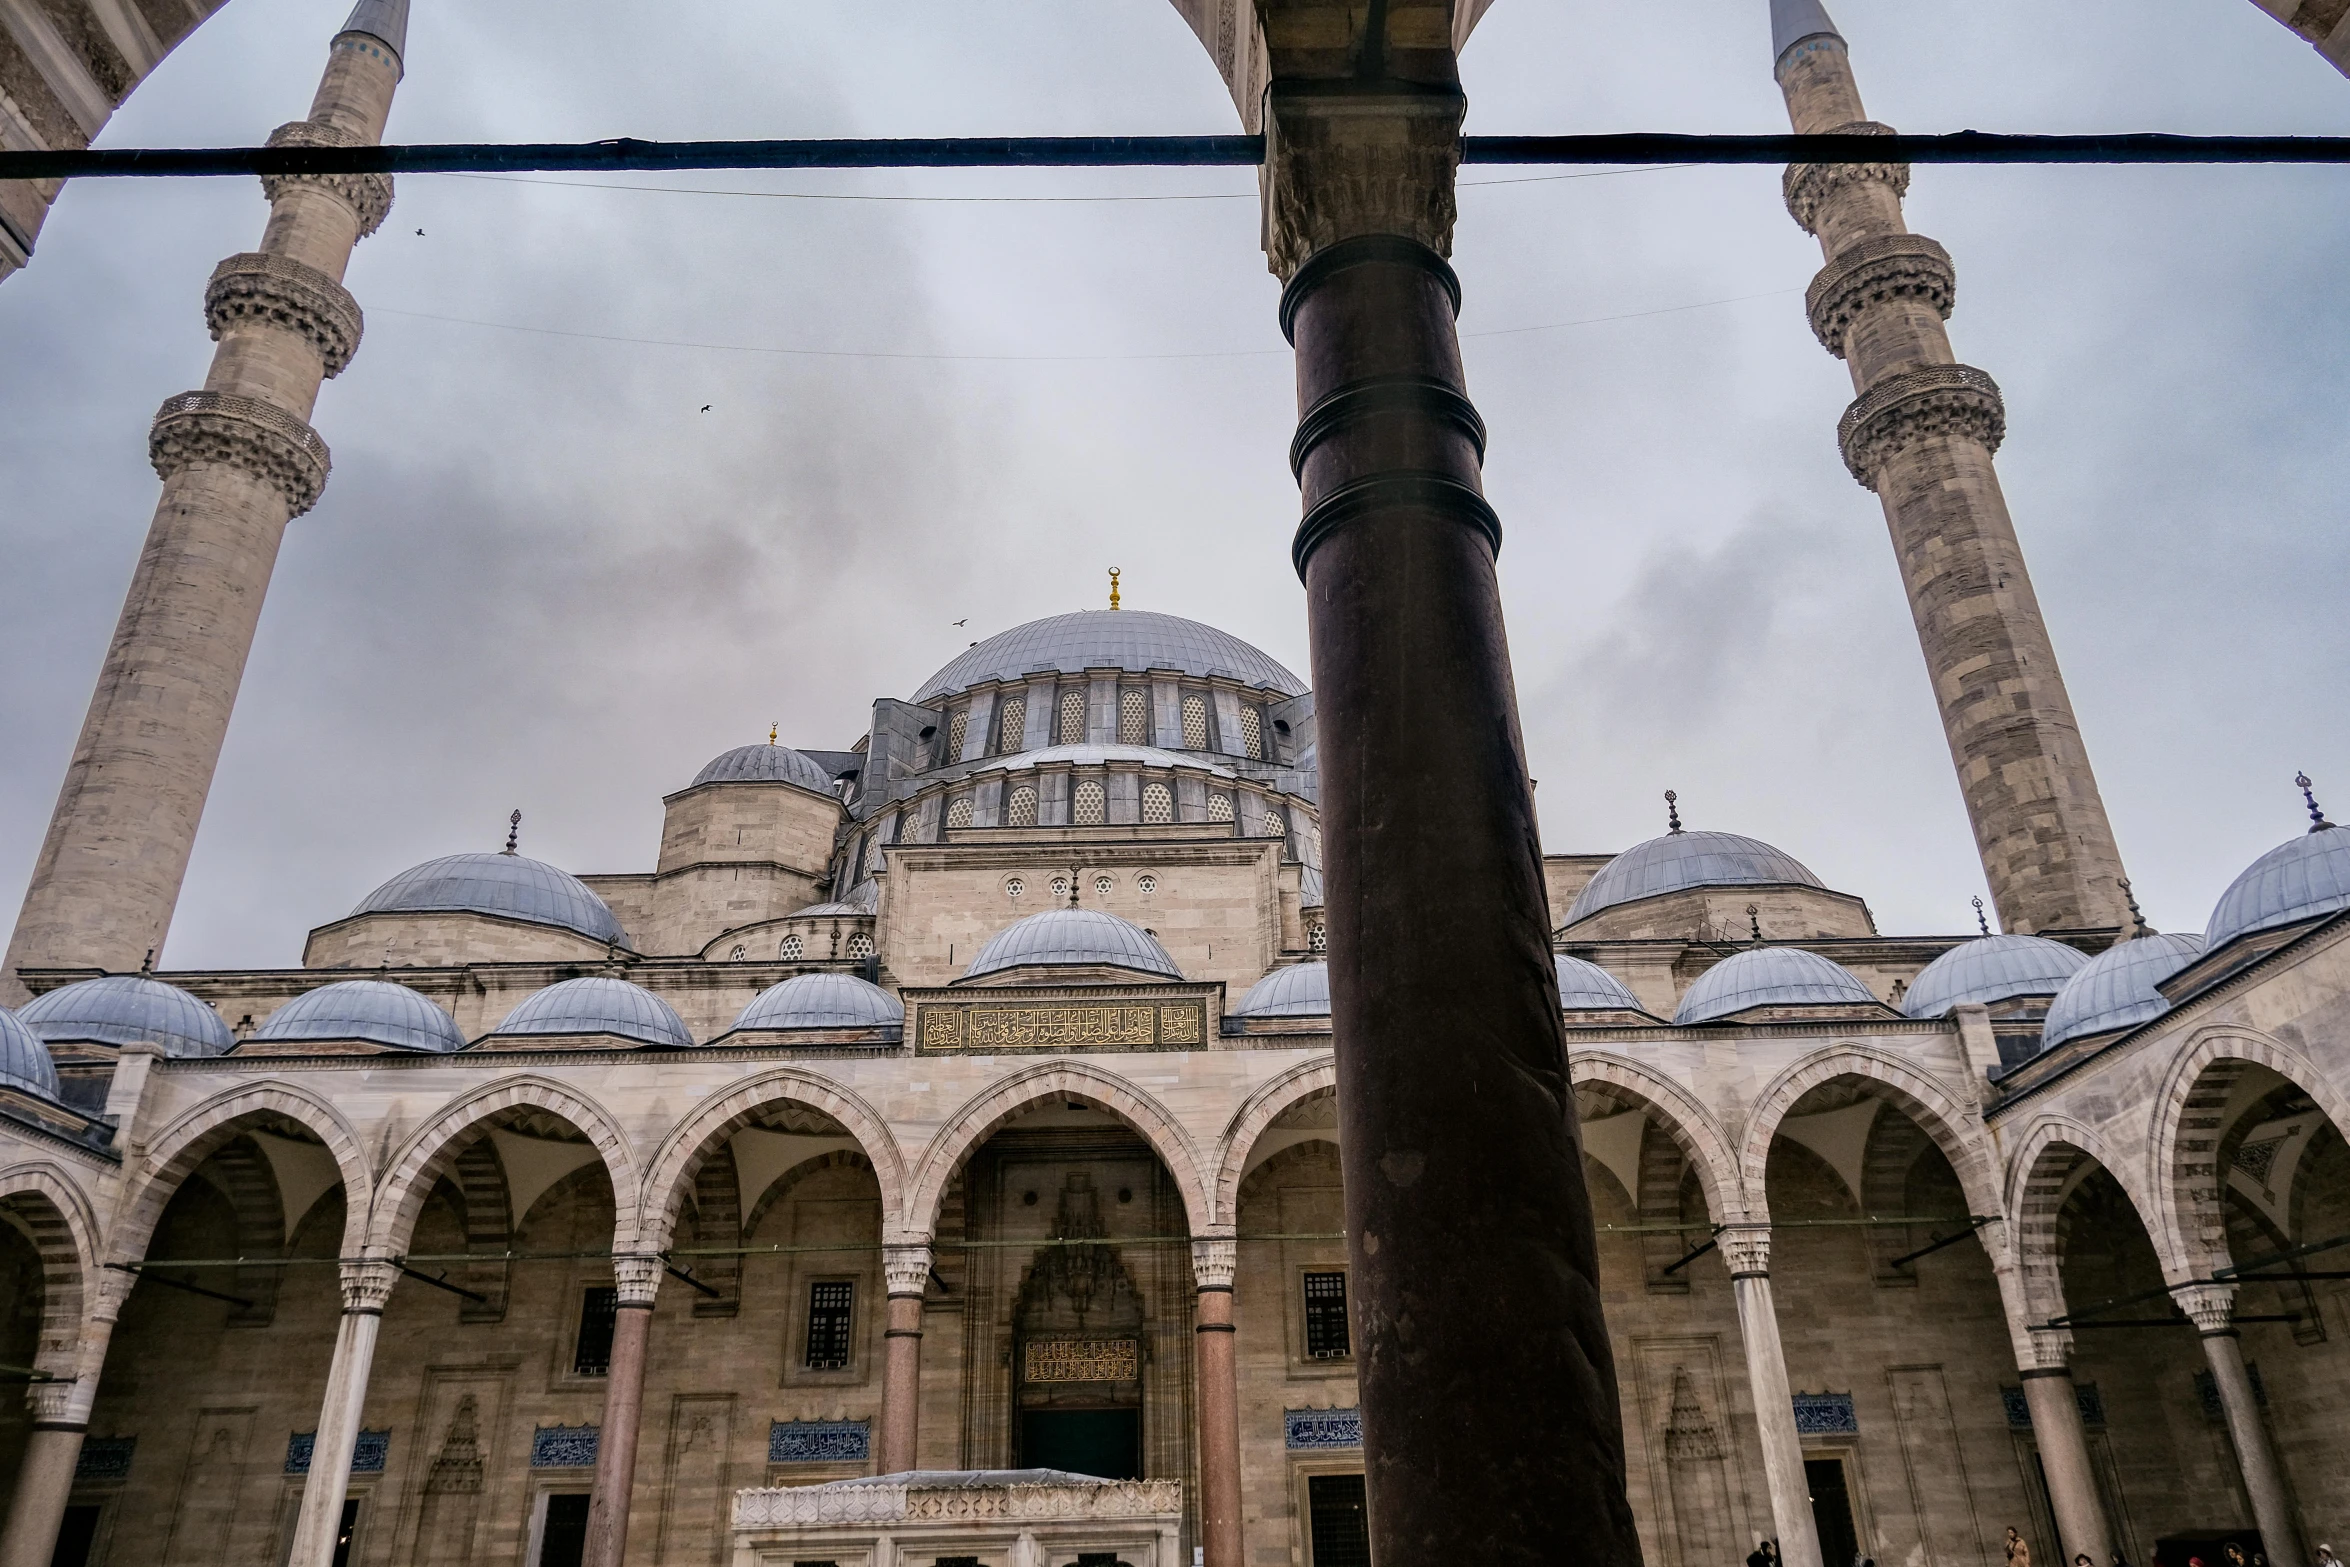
[1900, 934, 2087, 1020]
[1556, 955, 1644, 1012]
[913, 611, 1305, 705]
[488, 977, 692, 1048]
[2042, 932, 2206, 1051]
[1674, 948, 1879, 1026]
[0, 1009, 62, 1101]
[254, 980, 466, 1053]
[964, 909, 1182, 981]
[353, 853, 627, 945]
[18, 975, 234, 1058]
[691, 742, 837, 794]
[2205, 826, 2350, 953]
[1566, 831, 1824, 926]
[737, 973, 904, 1032]
[1233, 962, 1329, 1019]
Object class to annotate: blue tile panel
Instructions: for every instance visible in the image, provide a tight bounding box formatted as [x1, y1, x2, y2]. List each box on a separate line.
[1790, 1393, 1857, 1436]
[532, 1425, 601, 1467]
[285, 1430, 389, 1474]
[1284, 1408, 1362, 1450]
[768, 1419, 871, 1463]
[74, 1437, 135, 1481]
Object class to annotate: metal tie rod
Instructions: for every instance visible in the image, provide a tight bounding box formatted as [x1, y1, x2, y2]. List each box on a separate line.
[8, 132, 2350, 182]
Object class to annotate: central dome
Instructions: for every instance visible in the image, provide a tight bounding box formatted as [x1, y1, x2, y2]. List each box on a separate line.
[913, 611, 1305, 705]
[1565, 831, 1824, 926]
[354, 853, 628, 946]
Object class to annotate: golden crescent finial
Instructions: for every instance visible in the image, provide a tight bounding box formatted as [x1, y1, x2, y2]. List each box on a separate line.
[768, 722, 779, 745]
[1108, 567, 1122, 611]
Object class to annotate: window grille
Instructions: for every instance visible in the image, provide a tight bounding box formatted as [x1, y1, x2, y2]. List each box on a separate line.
[1005, 877, 1025, 899]
[1007, 785, 1038, 827]
[1309, 923, 1327, 952]
[1142, 782, 1173, 823]
[945, 708, 968, 762]
[1059, 689, 1087, 745]
[1138, 874, 1158, 894]
[1074, 780, 1107, 825]
[805, 1281, 855, 1370]
[997, 696, 1026, 753]
[1261, 811, 1286, 838]
[1094, 875, 1113, 896]
[779, 934, 803, 960]
[1181, 694, 1209, 749]
[729, 944, 746, 960]
[1051, 876, 1070, 900]
[1306, 1473, 1370, 1567]
[574, 1287, 618, 1376]
[945, 798, 973, 830]
[1240, 707, 1264, 759]
[1119, 689, 1149, 744]
[1303, 1271, 1351, 1360]
[846, 932, 874, 959]
[1208, 793, 1235, 823]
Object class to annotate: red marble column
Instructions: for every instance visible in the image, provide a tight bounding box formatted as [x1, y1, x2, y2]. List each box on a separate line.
[1193, 1237, 1244, 1567]
[582, 1257, 660, 1567]
[879, 1242, 933, 1474]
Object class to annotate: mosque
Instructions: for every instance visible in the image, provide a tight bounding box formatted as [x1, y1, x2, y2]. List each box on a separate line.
[3, 2, 2349, 1567]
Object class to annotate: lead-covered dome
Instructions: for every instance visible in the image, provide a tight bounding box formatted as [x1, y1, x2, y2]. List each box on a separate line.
[0, 1009, 62, 1101]
[736, 973, 904, 1032]
[1674, 947, 1879, 1026]
[1566, 831, 1824, 925]
[354, 853, 627, 945]
[1556, 955, 1643, 1012]
[913, 611, 1305, 704]
[487, 977, 692, 1048]
[254, 981, 466, 1053]
[964, 909, 1181, 981]
[2042, 932, 2205, 1051]
[691, 742, 836, 794]
[2205, 825, 2350, 953]
[1900, 934, 2088, 1020]
[19, 975, 233, 1058]
[1233, 961, 1329, 1018]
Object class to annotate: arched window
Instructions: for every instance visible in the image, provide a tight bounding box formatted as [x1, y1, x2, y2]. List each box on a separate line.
[945, 797, 974, 830]
[1207, 793, 1235, 822]
[944, 707, 968, 763]
[1058, 689, 1087, 745]
[997, 696, 1027, 753]
[1260, 811, 1285, 839]
[779, 934, 803, 960]
[1239, 707, 1264, 760]
[1308, 923, 1327, 953]
[1181, 694, 1210, 750]
[846, 932, 874, 959]
[1141, 781, 1173, 823]
[1119, 689, 1149, 744]
[1006, 786, 1038, 827]
[729, 943, 747, 961]
[1074, 779, 1106, 825]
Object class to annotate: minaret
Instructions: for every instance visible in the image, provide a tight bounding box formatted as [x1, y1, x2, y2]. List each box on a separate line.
[1, 1, 408, 1001]
[1771, 0, 2131, 936]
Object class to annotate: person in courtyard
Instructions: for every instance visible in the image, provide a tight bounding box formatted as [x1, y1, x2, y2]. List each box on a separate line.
[2008, 1528, 2032, 1567]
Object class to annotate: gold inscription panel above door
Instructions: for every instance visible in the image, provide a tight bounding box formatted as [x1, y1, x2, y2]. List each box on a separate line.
[917, 1001, 1207, 1054]
[1024, 1338, 1141, 1383]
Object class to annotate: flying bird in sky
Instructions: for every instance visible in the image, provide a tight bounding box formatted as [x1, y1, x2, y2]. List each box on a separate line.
[952, 619, 967, 627]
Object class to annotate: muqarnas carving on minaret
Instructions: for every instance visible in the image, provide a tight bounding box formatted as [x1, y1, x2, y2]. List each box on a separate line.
[2, 1, 410, 1000]
[1771, 0, 2132, 936]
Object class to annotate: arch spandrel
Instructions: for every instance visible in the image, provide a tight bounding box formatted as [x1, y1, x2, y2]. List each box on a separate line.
[368, 1076, 637, 1256]
[1569, 1051, 1745, 1226]
[639, 1067, 907, 1254]
[1211, 1054, 1336, 1225]
[114, 1081, 372, 1261]
[1740, 1044, 2002, 1225]
[907, 1060, 1211, 1238]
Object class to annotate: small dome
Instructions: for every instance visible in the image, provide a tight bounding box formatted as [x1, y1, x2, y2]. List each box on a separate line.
[1233, 962, 1329, 1018]
[1674, 947, 1879, 1026]
[964, 909, 1181, 981]
[737, 973, 904, 1031]
[1556, 955, 1643, 1012]
[354, 853, 627, 946]
[19, 975, 233, 1058]
[691, 743, 837, 794]
[0, 1009, 62, 1101]
[1566, 831, 1824, 925]
[1899, 934, 2088, 1019]
[2205, 826, 2350, 953]
[913, 610, 1305, 704]
[254, 981, 465, 1053]
[488, 977, 692, 1048]
[2042, 932, 2206, 1050]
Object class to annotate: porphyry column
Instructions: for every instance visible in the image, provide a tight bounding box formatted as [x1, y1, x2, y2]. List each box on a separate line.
[582, 1255, 660, 1567]
[1265, 63, 1639, 1565]
[287, 1258, 400, 1567]
[1, 0, 406, 1002]
[1190, 1234, 1243, 1567]
[2017, 1331, 2116, 1567]
[878, 1239, 933, 1473]
[2179, 1285, 2306, 1567]
[1723, 1228, 1825, 1567]
[1771, 0, 2130, 936]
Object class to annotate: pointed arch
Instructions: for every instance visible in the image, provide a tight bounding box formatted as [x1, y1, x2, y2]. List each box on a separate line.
[1570, 1051, 1744, 1225]
[908, 1061, 1209, 1236]
[1740, 1044, 2000, 1224]
[640, 1068, 906, 1253]
[369, 1076, 637, 1255]
[2001, 1116, 2148, 1327]
[1212, 1055, 1336, 1225]
[0, 1162, 98, 1377]
[116, 1081, 371, 1262]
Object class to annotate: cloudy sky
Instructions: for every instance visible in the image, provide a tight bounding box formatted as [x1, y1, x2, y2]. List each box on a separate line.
[3, 0, 2346, 970]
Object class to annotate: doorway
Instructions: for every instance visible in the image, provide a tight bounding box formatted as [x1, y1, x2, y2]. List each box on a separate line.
[1019, 1407, 1141, 1479]
[1807, 1457, 1860, 1567]
[535, 1493, 591, 1567]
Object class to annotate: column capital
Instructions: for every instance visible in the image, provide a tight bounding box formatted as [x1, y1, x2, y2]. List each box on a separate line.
[2024, 1328, 2076, 1374]
[2175, 1282, 2238, 1336]
[88, 1266, 137, 1324]
[149, 390, 333, 516]
[884, 1240, 935, 1298]
[1719, 1225, 1771, 1278]
[1191, 1233, 1238, 1293]
[27, 1378, 85, 1426]
[1260, 82, 1465, 281]
[611, 1254, 663, 1308]
[339, 1257, 401, 1314]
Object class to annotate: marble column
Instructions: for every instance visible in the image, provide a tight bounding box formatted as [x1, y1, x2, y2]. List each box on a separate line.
[879, 1240, 933, 1474]
[582, 1255, 661, 1567]
[287, 1258, 399, 1567]
[2179, 1286, 2304, 1567]
[2019, 1331, 2114, 1567]
[1191, 1235, 1243, 1567]
[1723, 1229, 1825, 1567]
[0, 1272, 128, 1567]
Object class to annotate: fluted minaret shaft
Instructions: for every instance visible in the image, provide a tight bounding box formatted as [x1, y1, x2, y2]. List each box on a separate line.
[2, 11, 404, 999]
[1775, 15, 2130, 935]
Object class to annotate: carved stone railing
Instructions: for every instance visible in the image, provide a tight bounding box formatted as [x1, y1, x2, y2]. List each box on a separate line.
[733, 1476, 1183, 1531]
[1782, 120, 1910, 237]
[1836, 363, 2006, 491]
[204, 252, 364, 376]
[148, 390, 332, 515]
[261, 121, 394, 237]
[1805, 233, 1955, 357]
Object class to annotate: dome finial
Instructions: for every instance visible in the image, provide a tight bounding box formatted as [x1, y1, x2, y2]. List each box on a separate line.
[767, 722, 778, 746]
[503, 809, 521, 855]
[2298, 771, 2334, 833]
[1664, 789, 1682, 835]
[1746, 903, 1762, 944]
[1067, 863, 1083, 908]
[140, 947, 155, 974]
[2118, 877, 2153, 938]
[1972, 895, 1990, 936]
[1108, 567, 1122, 611]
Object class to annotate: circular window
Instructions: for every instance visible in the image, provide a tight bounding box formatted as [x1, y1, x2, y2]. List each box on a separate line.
[1051, 876, 1070, 900]
[1137, 874, 1158, 895]
[1094, 875, 1114, 897]
[1005, 876, 1025, 899]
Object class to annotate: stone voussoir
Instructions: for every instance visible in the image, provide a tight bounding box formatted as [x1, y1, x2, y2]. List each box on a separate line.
[1836, 362, 2005, 491]
[204, 251, 365, 376]
[148, 389, 333, 515]
[1782, 120, 1910, 237]
[1805, 232, 1955, 357]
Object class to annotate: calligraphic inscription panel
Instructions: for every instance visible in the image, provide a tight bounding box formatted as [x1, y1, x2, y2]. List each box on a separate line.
[1025, 1338, 1140, 1383]
[915, 1002, 1209, 1054]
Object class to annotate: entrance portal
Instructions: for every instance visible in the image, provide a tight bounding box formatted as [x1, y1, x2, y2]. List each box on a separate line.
[1020, 1407, 1143, 1480]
